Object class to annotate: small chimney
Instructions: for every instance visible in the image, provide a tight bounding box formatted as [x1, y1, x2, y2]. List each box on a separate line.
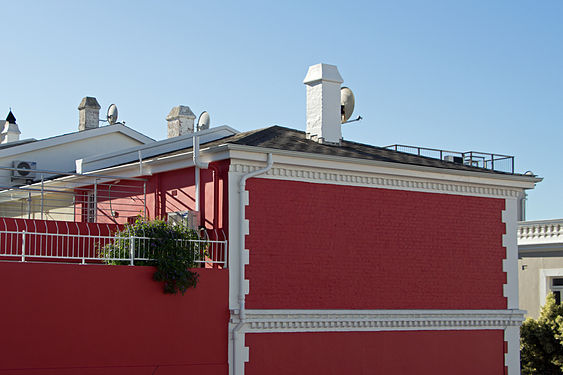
[303, 63, 344, 145]
[78, 97, 101, 131]
[1, 110, 21, 144]
[167, 105, 195, 138]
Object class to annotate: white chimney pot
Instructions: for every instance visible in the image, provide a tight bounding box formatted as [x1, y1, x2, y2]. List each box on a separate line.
[303, 63, 344, 145]
[166, 105, 196, 138]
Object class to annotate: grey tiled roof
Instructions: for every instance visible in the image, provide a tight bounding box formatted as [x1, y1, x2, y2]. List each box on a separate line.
[209, 125, 515, 175]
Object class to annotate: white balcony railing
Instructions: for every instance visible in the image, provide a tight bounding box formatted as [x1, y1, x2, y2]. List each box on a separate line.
[0, 230, 227, 267]
[518, 219, 563, 246]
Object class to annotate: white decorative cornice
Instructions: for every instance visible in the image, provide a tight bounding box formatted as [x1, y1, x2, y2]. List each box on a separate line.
[229, 162, 522, 199]
[232, 309, 525, 333]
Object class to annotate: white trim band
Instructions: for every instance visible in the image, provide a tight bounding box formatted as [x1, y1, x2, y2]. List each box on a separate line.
[234, 309, 525, 333]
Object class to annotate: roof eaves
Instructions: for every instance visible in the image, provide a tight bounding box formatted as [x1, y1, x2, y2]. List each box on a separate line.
[222, 143, 542, 185]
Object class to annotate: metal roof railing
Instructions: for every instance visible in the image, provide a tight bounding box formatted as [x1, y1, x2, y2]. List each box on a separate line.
[384, 144, 515, 174]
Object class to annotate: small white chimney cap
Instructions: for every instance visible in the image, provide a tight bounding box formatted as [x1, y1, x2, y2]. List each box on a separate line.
[303, 63, 343, 85]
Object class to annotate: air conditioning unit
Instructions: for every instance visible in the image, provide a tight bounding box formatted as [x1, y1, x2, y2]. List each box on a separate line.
[12, 160, 37, 181]
[167, 210, 200, 230]
[443, 155, 463, 164]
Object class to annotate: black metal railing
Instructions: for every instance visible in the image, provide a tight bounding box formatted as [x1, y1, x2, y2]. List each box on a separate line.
[384, 144, 514, 174]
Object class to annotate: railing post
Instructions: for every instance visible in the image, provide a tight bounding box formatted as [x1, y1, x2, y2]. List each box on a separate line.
[21, 231, 26, 262]
[491, 154, 495, 171]
[143, 182, 147, 218]
[40, 175, 44, 220]
[93, 179, 98, 223]
[27, 191, 31, 219]
[129, 236, 135, 266]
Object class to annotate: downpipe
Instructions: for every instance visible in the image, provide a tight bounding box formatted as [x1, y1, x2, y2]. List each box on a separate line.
[233, 153, 273, 375]
[193, 135, 209, 216]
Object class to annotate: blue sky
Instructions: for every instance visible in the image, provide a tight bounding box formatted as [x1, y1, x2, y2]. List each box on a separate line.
[1, 0, 561, 220]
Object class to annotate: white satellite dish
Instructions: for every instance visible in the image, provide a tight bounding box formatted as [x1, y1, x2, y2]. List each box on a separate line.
[107, 104, 118, 125]
[197, 111, 210, 131]
[341, 87, 355, 123]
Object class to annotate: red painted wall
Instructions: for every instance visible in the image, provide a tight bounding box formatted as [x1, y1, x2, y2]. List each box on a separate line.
[245, 179, 506, 310]
[0, 263, 228, 375]
[76, 160, 230, 240]
[245, 330, 504, 375]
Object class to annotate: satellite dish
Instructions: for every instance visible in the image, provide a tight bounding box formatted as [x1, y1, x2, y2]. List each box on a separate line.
[197, 111, 210, 131]
[107, 104, 118, 125]
[340, 87, 355, 123]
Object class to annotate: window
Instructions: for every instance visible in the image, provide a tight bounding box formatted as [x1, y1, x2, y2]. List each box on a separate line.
[552, 278, 563, 305]
[86, 191, 96, 223]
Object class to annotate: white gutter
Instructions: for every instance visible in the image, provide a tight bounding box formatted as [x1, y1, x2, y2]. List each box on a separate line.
[193, 135, 209, 213]
[233, 153, 273, 375]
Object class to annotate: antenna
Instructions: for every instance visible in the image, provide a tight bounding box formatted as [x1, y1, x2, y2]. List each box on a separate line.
[107, 104, 118, 125]
[197, 111, 210, 131]
[341, 87, 363, 124]
[340, 87, 355, 123]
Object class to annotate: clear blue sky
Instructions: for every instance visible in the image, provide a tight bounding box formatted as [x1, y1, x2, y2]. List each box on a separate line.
[1, 0, 561, 220]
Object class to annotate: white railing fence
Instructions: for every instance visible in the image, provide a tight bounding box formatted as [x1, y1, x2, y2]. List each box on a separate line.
[0, 220, 227, 267]
[518, 219, 563, 245]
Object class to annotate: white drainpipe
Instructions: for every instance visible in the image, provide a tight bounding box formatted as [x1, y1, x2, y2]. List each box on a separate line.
[193, 135, 209, 214]
[233, 153, 273, 375]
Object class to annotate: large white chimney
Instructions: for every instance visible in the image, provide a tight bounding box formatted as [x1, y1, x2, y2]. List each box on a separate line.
[78, 97, 101, 131]
[167, 105, 195, 138]
[1, 110, 21, 144]
[303, 63, 343, 145]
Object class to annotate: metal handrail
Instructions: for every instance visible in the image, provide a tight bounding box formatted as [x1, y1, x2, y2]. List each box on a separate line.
[384, 144, 515, 174]
[0, 230, 227, 267]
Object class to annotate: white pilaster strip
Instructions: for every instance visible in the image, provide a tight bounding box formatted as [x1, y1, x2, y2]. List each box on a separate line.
[503, 198, 519, 309]
[502, 197, 521, 374]
[504, 326, 520, 374]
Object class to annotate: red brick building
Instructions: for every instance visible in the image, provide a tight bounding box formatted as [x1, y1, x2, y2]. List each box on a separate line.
[0, 64, 539, 374]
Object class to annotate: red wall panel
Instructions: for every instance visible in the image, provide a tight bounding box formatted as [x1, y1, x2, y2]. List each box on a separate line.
[74, 159, 230, 237]
[245, 179, 506, 310]
[246, 330, 504, 375]
[0, 263, 228, 375]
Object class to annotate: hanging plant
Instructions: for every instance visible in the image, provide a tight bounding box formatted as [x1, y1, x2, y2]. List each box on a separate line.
[99, 218, 205, 295]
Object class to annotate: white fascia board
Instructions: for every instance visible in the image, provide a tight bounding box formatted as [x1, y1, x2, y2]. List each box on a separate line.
[225, 145, 540, 190]
[54, 145, 231, 186]
[77, 126, 238, 173]
[0, 124, 154, 159]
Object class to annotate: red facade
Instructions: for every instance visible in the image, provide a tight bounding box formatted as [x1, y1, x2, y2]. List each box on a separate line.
[0, 263, 229, 374]
[245, 179, 506, 310]
[246, 330, 505, 375]
[0, 152, 520, 374]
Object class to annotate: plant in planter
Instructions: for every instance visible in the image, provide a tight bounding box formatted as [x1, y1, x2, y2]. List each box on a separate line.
[99, 218, 205, 295]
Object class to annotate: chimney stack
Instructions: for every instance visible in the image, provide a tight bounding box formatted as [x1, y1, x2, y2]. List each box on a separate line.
[1, 110, 21, 144]
[78, 97, 101, 131]
[303, 63, 343, 145]
[167, 105, 195, 138]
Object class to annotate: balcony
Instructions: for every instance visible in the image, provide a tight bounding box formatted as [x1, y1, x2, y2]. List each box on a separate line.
[0, 218, 227, 267]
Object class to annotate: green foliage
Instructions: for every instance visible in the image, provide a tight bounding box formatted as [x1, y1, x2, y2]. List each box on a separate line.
[99, 218, 205, 295]
[521, 293, 563, 374]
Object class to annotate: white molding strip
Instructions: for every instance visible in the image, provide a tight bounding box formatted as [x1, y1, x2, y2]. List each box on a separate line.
[539, 268, 563, 307]
[229, 162, 523, 199]
[235, 309, 525, 333]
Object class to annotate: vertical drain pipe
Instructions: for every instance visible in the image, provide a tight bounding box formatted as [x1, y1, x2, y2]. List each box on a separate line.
[193, 135, 209, 220]
[233, 153, 273, 375]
